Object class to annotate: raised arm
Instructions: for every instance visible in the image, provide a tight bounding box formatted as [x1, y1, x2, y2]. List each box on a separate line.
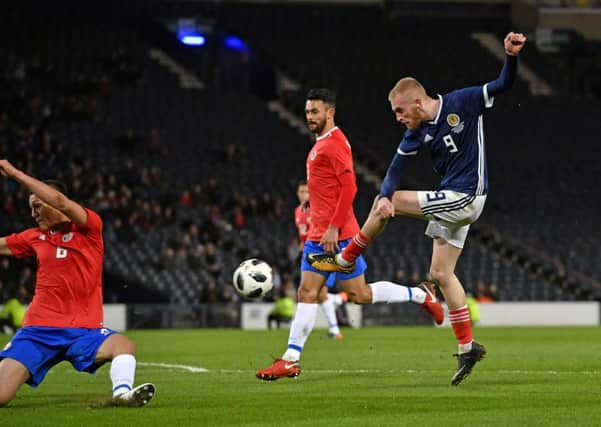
[487, 32, 527, 97]
[0, 159, 88, 226]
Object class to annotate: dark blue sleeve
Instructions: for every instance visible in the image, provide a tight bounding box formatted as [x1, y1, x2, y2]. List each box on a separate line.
[487, 54, 518, 96]
[453, 54, 519, 115]
[379, 151, 409, 199]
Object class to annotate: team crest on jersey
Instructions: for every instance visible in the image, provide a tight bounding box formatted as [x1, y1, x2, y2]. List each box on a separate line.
[62, 232, 73, 243]
[447, 114, 460, 127]
[310, 150, 317, 160]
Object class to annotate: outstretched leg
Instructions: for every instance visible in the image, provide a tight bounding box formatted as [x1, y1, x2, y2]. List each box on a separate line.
[309, 192, 424, 271]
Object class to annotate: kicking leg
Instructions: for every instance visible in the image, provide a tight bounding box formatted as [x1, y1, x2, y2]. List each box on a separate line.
[309, 191, 425, 271]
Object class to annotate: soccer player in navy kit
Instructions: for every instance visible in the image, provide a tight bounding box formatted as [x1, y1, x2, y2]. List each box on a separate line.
[310, 32, 527, 385]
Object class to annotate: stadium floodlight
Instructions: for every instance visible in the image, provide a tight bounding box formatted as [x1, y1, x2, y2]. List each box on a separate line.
[224, 35, 247, 51]
[180, 35, 206, 46]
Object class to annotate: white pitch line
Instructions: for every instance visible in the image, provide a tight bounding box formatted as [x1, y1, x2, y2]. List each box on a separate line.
[219, 369, 601, 375]
[138, 362, 208, 373]
[136, 363, 601, 376]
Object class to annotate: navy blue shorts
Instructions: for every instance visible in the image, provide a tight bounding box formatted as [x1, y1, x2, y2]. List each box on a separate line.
[0, 326, 116, 387]
[301, 238, 367, 286]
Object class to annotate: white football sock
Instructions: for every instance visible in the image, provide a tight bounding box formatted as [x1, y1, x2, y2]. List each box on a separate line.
[110, 354, 136, 397]
[283, 303, 318, 361]
[458, 342, 473, 354]
[368, 281, 426, 304]
[321, 295, 340, 335]
[331, 293, 345, 306]
[335, 253, 352, 267]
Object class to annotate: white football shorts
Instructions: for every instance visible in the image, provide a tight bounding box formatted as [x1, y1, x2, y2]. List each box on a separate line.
[417, 190, 486, 249]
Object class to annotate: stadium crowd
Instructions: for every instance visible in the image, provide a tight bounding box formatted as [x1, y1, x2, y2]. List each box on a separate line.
[0, 51, 294, 310]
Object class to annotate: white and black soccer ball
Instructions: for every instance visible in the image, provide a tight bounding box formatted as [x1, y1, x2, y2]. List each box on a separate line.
[232, 258, 274, 300]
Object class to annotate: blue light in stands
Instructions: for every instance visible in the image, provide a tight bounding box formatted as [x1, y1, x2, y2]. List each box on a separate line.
[224, 35, 247, 51]
[180, 35, 206, 46]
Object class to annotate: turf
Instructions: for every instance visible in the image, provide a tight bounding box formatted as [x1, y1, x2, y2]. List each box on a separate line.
[1, 326, 601, 426]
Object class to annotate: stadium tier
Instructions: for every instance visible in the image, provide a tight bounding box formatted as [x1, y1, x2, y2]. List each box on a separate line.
[1, 1, 599, 312]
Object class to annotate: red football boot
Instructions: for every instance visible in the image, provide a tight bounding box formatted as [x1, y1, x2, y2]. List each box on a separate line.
[419, 282, 444, 325]
[256, 359, 301, 381]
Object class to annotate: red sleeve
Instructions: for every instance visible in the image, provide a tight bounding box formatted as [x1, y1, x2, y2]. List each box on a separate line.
[328, 140, 354, 178]
[330, 171, 357, 229]
[77, 207, 103, 233]
[5, 230, 36, 259]
[328, 139, 357, 229]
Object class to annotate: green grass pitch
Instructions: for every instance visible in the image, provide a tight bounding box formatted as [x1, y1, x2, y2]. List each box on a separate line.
[2, 326, 601, 426]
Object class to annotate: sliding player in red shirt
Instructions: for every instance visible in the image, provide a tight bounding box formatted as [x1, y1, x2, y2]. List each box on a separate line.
[256, 89, 443, 381]
[0, 159, 155, 407]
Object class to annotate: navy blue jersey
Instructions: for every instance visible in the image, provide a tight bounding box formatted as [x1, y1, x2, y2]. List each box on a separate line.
[398, 84, 494, 195]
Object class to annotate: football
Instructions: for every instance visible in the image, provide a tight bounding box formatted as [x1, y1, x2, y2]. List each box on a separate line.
[232, 258, 274, 300]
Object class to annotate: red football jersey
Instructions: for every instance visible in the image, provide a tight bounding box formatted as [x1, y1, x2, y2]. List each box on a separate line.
[6, 208, 105, 328]
[294, 204, 310, 244]
[306, 127, 360, 241]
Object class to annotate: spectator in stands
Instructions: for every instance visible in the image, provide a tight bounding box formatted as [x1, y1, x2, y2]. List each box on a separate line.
[146, 128, 165, 159]
[160, 246, 177, 270]
[188, 243, 206, 269]
[410, 271, 421, 284]
[202, 242, 223, 279]
[174, 246, 188, 269]
[225, 143, 242, 165]
[232, 205, 246, 230]
[219, 285, 240, 325]
[179, 189, 193, 207]
[0, 259, 15, 289]
[394, 268, 407, 283]
[288, 237, 301, 264]
[476, 280, 497, 303]
[200, 278, 219, 303]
